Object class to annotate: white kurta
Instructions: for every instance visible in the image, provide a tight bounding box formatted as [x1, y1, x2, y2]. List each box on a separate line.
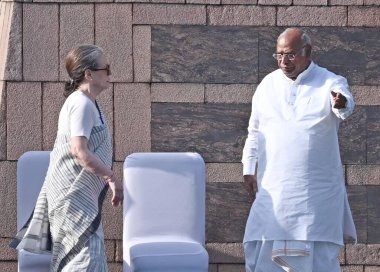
[242, 62, 357, 246]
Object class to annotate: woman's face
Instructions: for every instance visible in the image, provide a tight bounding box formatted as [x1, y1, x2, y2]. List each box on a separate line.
[90, 54, 111, 91]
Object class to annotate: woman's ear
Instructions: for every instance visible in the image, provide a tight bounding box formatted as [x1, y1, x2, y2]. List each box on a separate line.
[84, 69, 92, 81]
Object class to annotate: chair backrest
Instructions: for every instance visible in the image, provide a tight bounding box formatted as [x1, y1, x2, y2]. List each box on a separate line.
[17, 151, 50, 230]
[123, 152, 206, 245]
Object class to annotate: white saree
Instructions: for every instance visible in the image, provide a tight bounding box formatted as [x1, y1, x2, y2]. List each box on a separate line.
[13, 117, 112, 271]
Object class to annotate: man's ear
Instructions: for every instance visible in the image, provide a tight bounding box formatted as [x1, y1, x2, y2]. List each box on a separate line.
[84, 69, 92, 81]
[303, 45, 312, 58]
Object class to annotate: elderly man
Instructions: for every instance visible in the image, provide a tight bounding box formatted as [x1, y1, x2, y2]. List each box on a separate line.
[242, 28, 357, 271]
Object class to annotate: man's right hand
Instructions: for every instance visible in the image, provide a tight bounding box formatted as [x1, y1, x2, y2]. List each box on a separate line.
[243, 175, 257, 200]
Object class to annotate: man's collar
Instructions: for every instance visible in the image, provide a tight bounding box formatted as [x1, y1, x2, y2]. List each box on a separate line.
[282, 61, 315, 84]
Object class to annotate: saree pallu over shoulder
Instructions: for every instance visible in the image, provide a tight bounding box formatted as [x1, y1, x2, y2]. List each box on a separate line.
[13, 125, 112, 272]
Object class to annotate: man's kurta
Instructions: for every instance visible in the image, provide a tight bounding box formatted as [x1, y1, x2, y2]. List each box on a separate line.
[242, 62, 357, 246]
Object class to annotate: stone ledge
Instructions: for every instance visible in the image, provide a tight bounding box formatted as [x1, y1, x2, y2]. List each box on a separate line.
[0, 238, 17, 261]
[0, 81, 6, 160]
[346, 244, 380, 265]
[133, 26, 151, 82]
[151, 83, 204, 103]
[206, 243, 244, 263]
[348, 6, 380, 26]
[205, 84, 255, 103]
[277, 6, 347, 26]
[347, 165, 380, 185]
[133, 4, 206, 25]
[206, 163, 242, 183]
[208, 5, 276, 26]
[351, 86, 380, 106]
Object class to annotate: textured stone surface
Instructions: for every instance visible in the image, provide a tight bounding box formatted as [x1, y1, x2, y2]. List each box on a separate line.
[97, 86, 114, 140]
[151, 0, 185, 2]
[0, 81, 5, 160]
[152, 26, 258, 83]
[188, 0, 219, 3]
[151, 83, 204, 102]
[364, 0, 380, 4]
[59, 4, 94, 81]
[133, 26, 151, 82]
[365, 37, 380, 86]
[312, 28, 380, 86]
[347, 186, 367, 243]
[258, 0, 291, 4]
[152, 26, 380, 86]
[7, 82, 42, 160]
[339, 106, 367, 164]
[209, 264, 218, 272]
[108, 262, 122, 272]
[349, 7, 380, 26]
[292, 0, 327, 5]
[206, 243, 244, 263]
[222, 0, 257, 3]
[0, 161, 16, 237]
[133, 4, 206, 25]
[115, 239, 122, 262]
[102, 162, 123, 239]
[346, 244, 380, 265]
[114, 84, 151, 161]
[257, 27, 283, 81]
[42, 83, 66, 150]
[105, 239, 115, 262]
[0, 2, 22, 81]
[206, 163, 242, 183]
[151, 103, 250, 162]
[347, 165, 380, 185]
[367, 106, 380, 164]
[95, 4, 133, 82]
[341, 266, 365, 272]
[0, 238, 17, 260]
[277, 6, 347, 26]
[23, 4, 59, 81]
[331, 0, 363, 4]
[351, 86, 380, 105]
[368, 186, 380, 243]
[206, 183, 252, 242]
[365, 267, 380, 272]
[0, 262, 17, 272]
[205, 84, 255, 103]
[218, 264, 246, 272]
[208, 5, 276, 26]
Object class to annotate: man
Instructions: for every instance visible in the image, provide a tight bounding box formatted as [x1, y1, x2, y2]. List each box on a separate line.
[242, 28, 357, 272]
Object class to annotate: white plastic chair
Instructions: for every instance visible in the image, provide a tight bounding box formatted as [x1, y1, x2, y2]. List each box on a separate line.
[17, 151, 51, 271]
[123, 152, 209, 272]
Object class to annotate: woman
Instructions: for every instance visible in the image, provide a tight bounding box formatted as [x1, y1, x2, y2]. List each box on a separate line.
[12, 44, 123, 271]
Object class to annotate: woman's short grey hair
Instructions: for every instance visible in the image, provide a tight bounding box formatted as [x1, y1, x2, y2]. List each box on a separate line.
[64, 44, 104, 97]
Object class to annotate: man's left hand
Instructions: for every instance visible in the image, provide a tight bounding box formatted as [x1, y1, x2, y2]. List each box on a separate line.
[331, 91, 347, 109]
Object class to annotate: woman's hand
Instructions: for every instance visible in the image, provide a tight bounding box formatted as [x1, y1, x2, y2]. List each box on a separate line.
[108, 176, 124, 207]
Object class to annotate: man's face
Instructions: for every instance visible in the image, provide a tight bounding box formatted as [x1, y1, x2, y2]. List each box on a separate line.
[276, 36, 310, 80]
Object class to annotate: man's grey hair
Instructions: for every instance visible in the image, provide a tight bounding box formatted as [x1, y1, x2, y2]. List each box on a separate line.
[278, 28, 312, 46]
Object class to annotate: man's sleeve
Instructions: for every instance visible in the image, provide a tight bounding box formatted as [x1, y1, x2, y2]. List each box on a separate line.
[242, 90, 260, 176]
[330, 76, 355, 120]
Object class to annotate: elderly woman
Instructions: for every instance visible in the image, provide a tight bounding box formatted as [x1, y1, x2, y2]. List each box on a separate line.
[12, 44, 123, 271]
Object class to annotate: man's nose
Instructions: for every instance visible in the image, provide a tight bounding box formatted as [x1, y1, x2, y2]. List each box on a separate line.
[280, 55, 291, 64]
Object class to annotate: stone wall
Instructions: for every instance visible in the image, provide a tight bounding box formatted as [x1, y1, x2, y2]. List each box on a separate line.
[0, 1, 379, 271]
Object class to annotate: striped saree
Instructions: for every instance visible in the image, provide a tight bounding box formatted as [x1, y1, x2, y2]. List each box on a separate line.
[13, 124, 112, 271]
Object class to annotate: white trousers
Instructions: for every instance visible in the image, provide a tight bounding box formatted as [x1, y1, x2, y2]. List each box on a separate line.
[244, 240, 342, 272]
